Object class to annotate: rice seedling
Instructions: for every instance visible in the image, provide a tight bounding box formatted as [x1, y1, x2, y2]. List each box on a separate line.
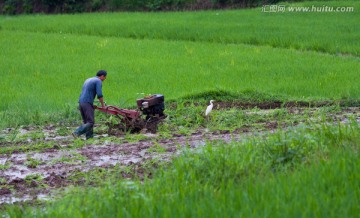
[25, 156, 44, 168]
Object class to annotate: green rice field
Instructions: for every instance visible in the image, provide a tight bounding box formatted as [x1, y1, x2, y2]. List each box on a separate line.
[0, 0, 359, 217]
[0, 0, 359, 127]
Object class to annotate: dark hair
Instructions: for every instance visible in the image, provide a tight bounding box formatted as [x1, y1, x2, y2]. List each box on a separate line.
[96, 70, 107, 77]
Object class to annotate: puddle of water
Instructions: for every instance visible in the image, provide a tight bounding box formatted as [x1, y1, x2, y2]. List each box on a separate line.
[45, 136, 71, 141]
[143, 133, 158, 138]
[122, 156, 143, 165]
[18, 128, 29, 136]
[139, 149, 147, 157]
[0, 157, 7, 165]
[4, 165, 31, 179]
[8, 153, 28, 161]
[31, 150, 72, 162]
[0, 193, 51, 204]
[189, 140, 206, 147]
[93, 155, 122, 166]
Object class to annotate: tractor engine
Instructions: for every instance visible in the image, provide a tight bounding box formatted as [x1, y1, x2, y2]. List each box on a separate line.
[137, 94, 165, 119]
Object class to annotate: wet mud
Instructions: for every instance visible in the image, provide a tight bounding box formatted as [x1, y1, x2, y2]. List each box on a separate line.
[0, 130, 246, 205]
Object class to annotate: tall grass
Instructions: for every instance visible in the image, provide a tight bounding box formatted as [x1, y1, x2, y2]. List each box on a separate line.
[5, 121, 359, 217]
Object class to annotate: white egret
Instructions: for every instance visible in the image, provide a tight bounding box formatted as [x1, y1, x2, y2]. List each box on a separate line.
[205, 100, 215, 116]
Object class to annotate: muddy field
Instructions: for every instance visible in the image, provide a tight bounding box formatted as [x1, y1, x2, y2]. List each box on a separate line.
[0, 106, 359, 206]
[0, 128, 245, 205]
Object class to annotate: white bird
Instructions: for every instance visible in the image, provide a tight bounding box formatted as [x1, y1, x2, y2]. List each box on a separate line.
[205, 100, 215, 116]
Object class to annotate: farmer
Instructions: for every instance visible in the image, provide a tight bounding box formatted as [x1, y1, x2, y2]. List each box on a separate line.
[72, 70, 107, 139]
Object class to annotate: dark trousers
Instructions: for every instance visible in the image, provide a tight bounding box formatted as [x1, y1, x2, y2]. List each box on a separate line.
[74, 102, 94, 139]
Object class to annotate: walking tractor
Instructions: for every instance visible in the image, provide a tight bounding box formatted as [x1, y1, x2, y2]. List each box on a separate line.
[95, 94, 167, 134]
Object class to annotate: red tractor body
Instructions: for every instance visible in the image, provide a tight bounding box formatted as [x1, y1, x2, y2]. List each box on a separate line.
[96, 94, 166, 133]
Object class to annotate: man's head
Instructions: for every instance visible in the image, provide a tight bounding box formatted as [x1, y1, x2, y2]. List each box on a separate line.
[96, 70, 107, 81]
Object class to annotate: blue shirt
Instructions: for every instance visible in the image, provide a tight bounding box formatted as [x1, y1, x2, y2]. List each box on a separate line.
[78, 77, 103, 104]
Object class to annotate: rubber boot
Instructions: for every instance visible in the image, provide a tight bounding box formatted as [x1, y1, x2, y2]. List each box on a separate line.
[73, 123, 93, 137]
[85, 129, 94, 140]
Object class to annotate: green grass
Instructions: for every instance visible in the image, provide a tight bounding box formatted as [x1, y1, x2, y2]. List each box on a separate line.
[0, 31, 358, 126]
[0, 0, 359, 128]
[4, 121, 359, 217]
[1, 1, 359, 55]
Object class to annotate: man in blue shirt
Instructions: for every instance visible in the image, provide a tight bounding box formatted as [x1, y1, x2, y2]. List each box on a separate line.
[73, 70, 107, 139]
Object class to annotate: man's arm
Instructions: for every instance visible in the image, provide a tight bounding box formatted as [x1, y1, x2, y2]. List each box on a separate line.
[99, 97, 105, 108]
[95, 79, 105, 107]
